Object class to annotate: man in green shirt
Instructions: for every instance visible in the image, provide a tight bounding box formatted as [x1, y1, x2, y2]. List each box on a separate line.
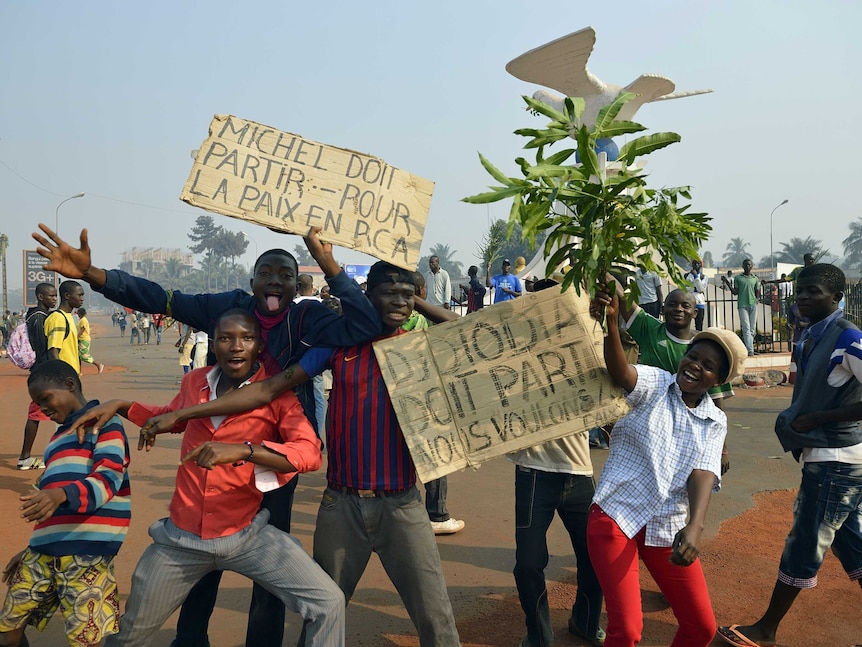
[722, 259, 760, 356]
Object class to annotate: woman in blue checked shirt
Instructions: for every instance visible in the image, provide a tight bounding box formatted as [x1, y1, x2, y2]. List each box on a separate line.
[587, 289, 747, 647]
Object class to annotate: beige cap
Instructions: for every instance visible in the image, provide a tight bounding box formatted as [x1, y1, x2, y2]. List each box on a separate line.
[691, 327, 748, 383]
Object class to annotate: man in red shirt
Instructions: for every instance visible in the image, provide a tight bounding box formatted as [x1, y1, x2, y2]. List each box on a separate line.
[73, 309, 344, 647]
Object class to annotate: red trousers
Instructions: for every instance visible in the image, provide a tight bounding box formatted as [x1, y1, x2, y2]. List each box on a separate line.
[586, 504, 716, 647]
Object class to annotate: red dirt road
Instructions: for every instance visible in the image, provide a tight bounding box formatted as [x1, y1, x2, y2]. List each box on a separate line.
[0, 315, 858, 646]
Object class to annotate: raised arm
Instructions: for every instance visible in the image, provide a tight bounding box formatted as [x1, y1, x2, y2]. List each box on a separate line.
[303, 227, 382, 344]
[591, 288, 638, 392]
[32, 224, 108, 288]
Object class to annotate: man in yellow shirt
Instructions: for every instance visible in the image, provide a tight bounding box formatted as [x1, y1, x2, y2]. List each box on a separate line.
[45, 280, 83, 374]
[76, 307, 105, 374]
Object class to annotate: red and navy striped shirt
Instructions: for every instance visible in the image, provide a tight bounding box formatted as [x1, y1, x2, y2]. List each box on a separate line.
[301, 330, 415, 491]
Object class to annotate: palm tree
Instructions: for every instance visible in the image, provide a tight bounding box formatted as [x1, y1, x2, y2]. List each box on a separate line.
[843, 217, 862, 270]
[774, 237, 825, 264]
[419, 243, 464, 278]
[722, 238, 751, 268]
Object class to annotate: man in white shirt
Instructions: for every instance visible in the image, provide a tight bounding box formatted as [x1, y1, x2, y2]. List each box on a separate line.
[424, 256, 451, 309]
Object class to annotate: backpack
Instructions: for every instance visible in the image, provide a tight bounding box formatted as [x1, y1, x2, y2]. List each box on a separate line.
[7, 311, 69, 370]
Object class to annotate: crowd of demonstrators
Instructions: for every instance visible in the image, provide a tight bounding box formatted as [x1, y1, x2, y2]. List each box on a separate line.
[33, 222, 382, 647]
[0, 359, 131, 646]
[132, 262, 463, 645]
[20, 220, 862, 646]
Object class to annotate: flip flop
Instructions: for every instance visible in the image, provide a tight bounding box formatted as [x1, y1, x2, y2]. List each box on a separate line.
[717, 625, 772, 647]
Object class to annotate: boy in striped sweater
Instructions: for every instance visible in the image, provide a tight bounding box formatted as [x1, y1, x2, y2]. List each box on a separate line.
[0, 359, 131, 647]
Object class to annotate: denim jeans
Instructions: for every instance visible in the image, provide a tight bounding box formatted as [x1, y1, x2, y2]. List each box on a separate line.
[738, 304, 757, 354]
[425, 476, 449, 522]
[778, 461, 862, 588]
[171, 477, 298, 647]
[514, 466, 603, 646]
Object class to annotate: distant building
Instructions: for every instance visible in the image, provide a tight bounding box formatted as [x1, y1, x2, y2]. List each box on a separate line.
[120, 248, 194, 277]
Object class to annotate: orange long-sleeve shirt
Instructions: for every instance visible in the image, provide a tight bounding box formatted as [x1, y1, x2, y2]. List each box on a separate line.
[128, 365, 321, 539]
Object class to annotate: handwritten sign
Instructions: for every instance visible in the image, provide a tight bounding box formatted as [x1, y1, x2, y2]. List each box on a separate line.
[181, 114, 434, 270]
[373, 287, 629, 481]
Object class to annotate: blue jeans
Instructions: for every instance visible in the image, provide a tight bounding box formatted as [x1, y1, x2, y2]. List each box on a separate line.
[425, 476, 449, 522]
[738, 304, 757, 354]
[778, 461, 862, 588]
[514, 465, 603, 646]
[171, 477, 298, 647]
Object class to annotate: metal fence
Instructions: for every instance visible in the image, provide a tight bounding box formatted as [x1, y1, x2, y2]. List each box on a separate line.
[703, 277, 862, 353]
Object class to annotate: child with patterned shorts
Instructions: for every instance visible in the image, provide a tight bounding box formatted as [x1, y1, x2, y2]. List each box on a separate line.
[0, 359, 131, 647]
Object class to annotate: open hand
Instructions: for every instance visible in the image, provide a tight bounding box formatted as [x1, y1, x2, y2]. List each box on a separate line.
[70, 401, 123, 443]
[303, 226, 339, 276]
[32, 224, 94, 281]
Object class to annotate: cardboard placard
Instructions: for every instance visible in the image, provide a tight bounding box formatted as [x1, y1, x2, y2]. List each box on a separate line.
[181, 114, 434, 270]
[373, 287, 630, 481]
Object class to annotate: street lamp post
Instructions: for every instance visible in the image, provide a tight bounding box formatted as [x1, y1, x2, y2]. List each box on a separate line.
[54, 193, 85, 287]
[769, 199, 789, 275]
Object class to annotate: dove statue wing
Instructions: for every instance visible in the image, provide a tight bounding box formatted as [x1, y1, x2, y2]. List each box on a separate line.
[505, 26, 605, 97]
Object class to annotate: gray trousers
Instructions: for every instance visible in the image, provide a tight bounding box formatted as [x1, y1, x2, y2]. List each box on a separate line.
[314, 486, 461, 646]
[106, 511, 344, 647]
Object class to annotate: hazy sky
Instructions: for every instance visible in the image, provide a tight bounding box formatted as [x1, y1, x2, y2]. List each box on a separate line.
[2, 1, 859, 292]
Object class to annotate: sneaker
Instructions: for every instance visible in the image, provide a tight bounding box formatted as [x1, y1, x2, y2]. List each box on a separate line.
[430, 518, 465, 535]
[17, 457, 45, 470]
[98, 363, 105, 374]
[568, 617, 606, 646]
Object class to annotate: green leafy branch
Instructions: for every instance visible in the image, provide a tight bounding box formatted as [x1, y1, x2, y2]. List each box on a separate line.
[463, 92, 711, 307]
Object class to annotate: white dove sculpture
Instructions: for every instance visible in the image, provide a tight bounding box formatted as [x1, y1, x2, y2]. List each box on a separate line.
[506, 26, 712, 129]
